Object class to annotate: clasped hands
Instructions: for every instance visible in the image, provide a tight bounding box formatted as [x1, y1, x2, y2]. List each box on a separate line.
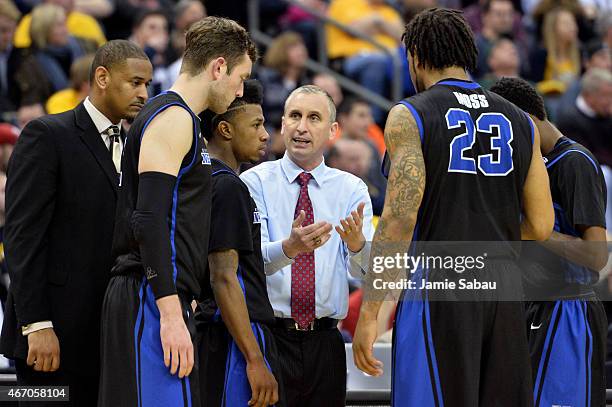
[282, 202, 366, 259]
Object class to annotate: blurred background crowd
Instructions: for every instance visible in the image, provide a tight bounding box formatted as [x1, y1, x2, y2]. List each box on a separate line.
[0, 0, 610, 372]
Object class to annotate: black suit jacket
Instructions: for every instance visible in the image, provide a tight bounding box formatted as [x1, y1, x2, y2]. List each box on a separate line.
[0, 103, 119, 377]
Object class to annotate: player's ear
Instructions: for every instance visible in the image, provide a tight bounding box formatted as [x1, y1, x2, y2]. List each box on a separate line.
[210, 57, 227, 81]
[218, 120, 233, 140]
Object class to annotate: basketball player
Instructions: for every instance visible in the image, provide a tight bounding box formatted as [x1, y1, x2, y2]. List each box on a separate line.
[98, 17, 257, 406]
[197, 80, 282, 407]
[491, 77, 608, 407]
[353, 8, 554, 407]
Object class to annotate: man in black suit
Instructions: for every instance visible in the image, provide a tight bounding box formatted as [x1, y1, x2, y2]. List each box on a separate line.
[0, 40, 152, 406]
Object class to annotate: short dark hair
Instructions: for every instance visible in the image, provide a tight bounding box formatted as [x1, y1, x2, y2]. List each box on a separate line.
[181, 16, 258, 77]
[90, 40, 149, 83]
[403, 8, 478, 73]
[133, 9, 168, 30]
[201, 79, 264, 140]
[337, 97, 369, 117]
[489, 77, 547, 120]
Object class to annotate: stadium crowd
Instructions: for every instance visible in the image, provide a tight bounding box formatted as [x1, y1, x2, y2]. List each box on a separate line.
[0, 0, 610, 397]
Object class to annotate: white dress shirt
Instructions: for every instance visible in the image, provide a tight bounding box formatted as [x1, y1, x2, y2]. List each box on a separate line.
[240, 153, 374, 320]
[83, 96, 123, 151]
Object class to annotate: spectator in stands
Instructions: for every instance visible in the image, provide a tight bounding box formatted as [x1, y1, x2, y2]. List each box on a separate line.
[326, 0, 404, 124]
[473, 0, 527, 78]
[73, 0, 113, 19]
[465, 0, 526, 43]
[528, 6, 582, 118]
[336, 97, 385, 157]
[45, 53, 93, 114]
[157, 0, 206, 91]
[101, 0, 172, 41]
[478, 38, 521, 88]
[327, 137, 386, 216]
[598, 12, 612, 50]
[335, 98, 387, 215]
[130, 10, 169, 70]
[557, 68, 612, 166]
[398, 0, 437, 23]
[14, 4, 95, 123]
[278, 0, 328, 58]
[0, 0, 22, 116]
[257, 31, 309, 130]
[558, 40, 611, 115]
[129, 10, 169, 95]
[13, 0, 106, 48]
[312, 73, 343, 106]
[169, 0, 205, 59]
[0, 122, 18, 172]
[531, 0, 596, 42]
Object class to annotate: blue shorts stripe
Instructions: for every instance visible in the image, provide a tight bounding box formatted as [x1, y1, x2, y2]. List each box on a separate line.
[535, 300, 591, 407]
[583, 301, 593, 407]
[392, 286, 443, 406]
[136, 284, 191, 407]
[134, 279, 146, 407]
[534, 301, 561, 404]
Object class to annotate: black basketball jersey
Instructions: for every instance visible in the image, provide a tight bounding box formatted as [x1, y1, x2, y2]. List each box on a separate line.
[522, 137, 606, 296]
[111, 91, 212, 299]
[198, 159, 274, 324]
[385, 79, 534, 243]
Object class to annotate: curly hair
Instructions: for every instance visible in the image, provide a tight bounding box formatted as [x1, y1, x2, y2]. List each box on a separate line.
[490, 77, 547, 121]
[403, 8, 478, 73]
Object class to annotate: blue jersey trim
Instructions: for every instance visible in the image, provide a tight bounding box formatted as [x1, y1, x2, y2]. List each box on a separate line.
[168, 106, 199, 284]
[437, 80, 481, 89]
[545, 149, 599, 173]
[398, 100, 424, 144]
[524, 112, 535, 145]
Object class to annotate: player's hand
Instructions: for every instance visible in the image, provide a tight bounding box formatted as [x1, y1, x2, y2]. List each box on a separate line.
[352, 316, 383, 376]
[159, 314, 194, 379]
[283, 210, 332, 258]
[26, 328, 60, 372]
[336, 202, 366, 253]
[246, 357, 278, 407]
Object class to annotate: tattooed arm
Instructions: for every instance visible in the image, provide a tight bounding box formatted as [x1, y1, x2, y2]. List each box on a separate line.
[352, 103, 426, 376]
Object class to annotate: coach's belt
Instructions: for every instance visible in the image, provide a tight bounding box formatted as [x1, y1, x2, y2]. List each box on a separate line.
[275, 317, 338, 331]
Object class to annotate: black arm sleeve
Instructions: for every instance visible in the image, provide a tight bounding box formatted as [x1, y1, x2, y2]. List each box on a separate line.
[131, 171, 177, 299]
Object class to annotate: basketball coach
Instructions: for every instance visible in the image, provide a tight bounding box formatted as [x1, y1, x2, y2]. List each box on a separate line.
[0, 40, 152, 406]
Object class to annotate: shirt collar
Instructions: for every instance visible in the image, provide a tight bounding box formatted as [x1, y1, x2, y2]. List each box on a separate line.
[576, 95, 597, 118]
[280, 152, 326, 186]
[83, 96, 122, 134]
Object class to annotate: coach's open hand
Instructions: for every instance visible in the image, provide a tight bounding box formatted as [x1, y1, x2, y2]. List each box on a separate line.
[282, 210, 333, 259]
[158, 295, 194, 379]
[27, 328, 60, 372]
[352, 313, 384, 377]
[247, 357, 279, 407]
[336, 202, 366, 253]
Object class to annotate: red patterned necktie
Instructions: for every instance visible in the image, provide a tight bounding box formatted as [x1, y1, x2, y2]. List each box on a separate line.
[291, 172, 316, 329]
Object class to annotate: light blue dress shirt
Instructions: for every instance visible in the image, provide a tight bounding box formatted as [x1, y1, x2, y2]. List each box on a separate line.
[240, 153, 374, 320]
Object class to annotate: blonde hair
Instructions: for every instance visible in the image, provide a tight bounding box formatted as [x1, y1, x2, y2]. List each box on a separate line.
[70, 54, 94, 89]
[263, 31, 304, 75]
[30, 4, 65, 49]
[0, 0, 21, 22]
[542, 7, 581, 80]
